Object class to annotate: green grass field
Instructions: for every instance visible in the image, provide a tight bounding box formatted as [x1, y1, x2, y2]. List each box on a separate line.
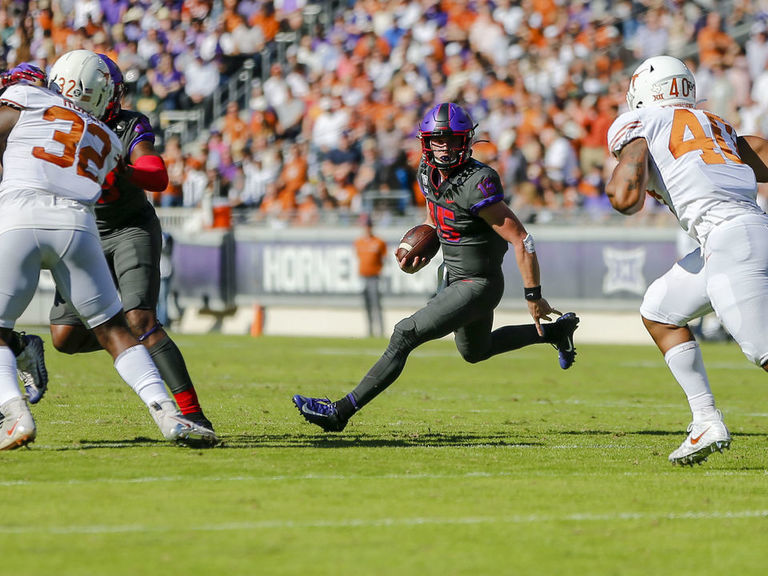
[2, 331, 768, 575]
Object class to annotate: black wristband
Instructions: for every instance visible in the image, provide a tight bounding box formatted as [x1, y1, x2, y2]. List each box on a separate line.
[524, 285, 542, 301]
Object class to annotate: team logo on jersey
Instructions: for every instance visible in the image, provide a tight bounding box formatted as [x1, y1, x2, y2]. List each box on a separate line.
[477, 177, 496, 198]
[602, 247, 646, 296]
[420, 172, 430, 196]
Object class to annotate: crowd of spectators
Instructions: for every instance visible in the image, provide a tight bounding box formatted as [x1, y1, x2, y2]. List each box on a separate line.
[2, 0, 767, 228]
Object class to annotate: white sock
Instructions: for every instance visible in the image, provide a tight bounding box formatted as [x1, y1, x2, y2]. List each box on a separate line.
[114, 345, 170, 407]
[0, 347, 22, 406]
[664, 340, 717, 421]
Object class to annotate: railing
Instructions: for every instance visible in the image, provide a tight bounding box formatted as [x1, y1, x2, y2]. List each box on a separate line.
[159, 1, 345, 150]
[158, 109, 205, 147]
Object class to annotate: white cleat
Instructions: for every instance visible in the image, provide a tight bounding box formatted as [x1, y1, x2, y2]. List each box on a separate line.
[149, 400, 219, 447]
[0, 396, 37, 451]
[16, 334, 49, 404]
[669, 410, 731, 466]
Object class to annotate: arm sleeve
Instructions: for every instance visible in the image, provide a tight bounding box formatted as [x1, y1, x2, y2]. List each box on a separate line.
[129, 154, 169, 192]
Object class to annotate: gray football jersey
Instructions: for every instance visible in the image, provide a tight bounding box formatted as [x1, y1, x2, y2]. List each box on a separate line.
[95, 109, 156, 233]
[417, 159, 508, 280]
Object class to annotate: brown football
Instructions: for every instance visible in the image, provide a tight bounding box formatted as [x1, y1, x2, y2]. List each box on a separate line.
[395, 224, 440, 262]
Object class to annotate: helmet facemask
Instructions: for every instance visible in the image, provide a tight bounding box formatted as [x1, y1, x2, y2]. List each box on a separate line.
[98, 54, 125, 123]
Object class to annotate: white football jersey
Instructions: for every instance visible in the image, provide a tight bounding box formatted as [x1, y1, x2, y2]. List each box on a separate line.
[607, 106, 764, 244]
[0, 84, 122, 203]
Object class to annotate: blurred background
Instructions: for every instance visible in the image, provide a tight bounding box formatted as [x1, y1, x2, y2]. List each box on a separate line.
[1, 0, 762, 340]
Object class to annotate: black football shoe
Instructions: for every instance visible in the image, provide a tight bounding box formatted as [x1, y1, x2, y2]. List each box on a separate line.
[292, 394, 348, 432]
[549, 312, 579, 369]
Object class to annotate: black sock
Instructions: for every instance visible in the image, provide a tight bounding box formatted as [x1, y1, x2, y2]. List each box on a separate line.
[8, 331, 24, 356]
[334, 394, 357, 420]
[540, 322, 560, 344]
[487, 324, 543, 357]
[148, 335, 196, 395]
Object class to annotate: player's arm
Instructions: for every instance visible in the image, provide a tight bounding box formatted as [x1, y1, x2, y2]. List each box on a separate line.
[480, 201, 560, 334]
[0, 105, 21, 160]
[124, 139, 169, 192]
[737, 135, 768, 182]
[605, 137, 648, 215]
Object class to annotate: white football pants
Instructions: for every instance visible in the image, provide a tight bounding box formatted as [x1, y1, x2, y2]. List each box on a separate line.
[641, 213, 768, 366]
[0, 201, 122, 329]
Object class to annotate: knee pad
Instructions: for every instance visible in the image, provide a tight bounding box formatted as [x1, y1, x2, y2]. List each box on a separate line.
[390, 317, 420, 354]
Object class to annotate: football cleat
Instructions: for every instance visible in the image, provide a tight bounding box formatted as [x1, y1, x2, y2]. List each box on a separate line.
[292, 394, 348, 432]
[149, 400, 219, 447]
[183, 410, 215, 432]
[549, 312, 579, 370]
[668, 410, 731, 466]
[0, 396, 36, 451]
[16, 333, 48, 404]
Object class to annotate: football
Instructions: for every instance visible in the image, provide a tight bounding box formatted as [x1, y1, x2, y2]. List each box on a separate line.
[395, 223, 440, 262]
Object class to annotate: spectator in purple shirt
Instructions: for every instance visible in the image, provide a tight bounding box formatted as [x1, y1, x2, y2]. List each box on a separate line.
[146, 53, 184, 110]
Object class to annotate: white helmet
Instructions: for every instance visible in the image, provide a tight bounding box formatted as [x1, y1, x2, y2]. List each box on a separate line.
[48, 50, 113, 118]
[626, 55, 696, 110]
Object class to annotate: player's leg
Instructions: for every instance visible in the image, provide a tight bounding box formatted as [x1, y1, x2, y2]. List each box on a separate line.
[641, 247, 729, 465]
[362, 277, 375, 337]
[106, 219, 214, 431]
[371, 277, 385, 337]
[0, 230, 40, 449]
[474, 313, 579, 369]
[349, 277, 499, 404]
[126, 308, 214, 430]
[49, 291, 102, 353]
[453, 275, 578, 367]
[704, 215, 768, 368]
[7, 329, 49, 404]
[49, 226, 216, 446]
[292, 276, 498, 431]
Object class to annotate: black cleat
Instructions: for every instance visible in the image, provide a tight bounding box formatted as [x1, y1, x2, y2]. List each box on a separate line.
[292, 394, 348, 432]
[549, 312, 579, 369]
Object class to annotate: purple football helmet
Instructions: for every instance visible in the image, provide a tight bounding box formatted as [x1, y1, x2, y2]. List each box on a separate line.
[418, 102, 476, 169]
[98, 54, 125, 123]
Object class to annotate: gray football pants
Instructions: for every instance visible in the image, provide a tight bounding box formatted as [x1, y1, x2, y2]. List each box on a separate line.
[349, 274, 542, 408]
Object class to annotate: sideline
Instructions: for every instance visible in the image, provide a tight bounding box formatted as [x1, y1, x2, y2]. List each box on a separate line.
[177, 306, 654, 346]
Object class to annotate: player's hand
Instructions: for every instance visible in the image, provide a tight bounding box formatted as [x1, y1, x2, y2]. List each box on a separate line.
[527, 298, 561, 337]
[398, 254, 430, 274]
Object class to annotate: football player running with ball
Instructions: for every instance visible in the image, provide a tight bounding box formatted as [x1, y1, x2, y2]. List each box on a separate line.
[293, 102, 579, 433]
[6, 54, 217, 443]
[606, 55, 768, 465]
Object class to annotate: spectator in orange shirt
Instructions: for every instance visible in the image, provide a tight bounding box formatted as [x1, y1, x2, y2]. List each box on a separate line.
[578, 95, 617, 175]
[354, 215, 388, 337]
[276, 141, 308, 211]
[160, 135, 185, 207]
[221, 100, 249, 158]
[249, 1, 279, 44]
[697, 12, 736, 69]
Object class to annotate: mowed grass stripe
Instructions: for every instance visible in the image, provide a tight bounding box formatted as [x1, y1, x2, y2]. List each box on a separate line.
[3, 461, 766, 487]
[2, 509, 768, 535]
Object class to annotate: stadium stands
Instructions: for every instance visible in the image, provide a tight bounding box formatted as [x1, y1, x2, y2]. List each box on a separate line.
[1, 0, 764, 229]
